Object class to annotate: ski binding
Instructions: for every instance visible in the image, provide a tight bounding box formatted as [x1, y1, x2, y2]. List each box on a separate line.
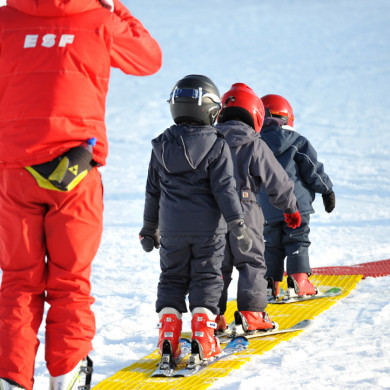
[151, 338, 191, 377]
[173, 336, 248, 377]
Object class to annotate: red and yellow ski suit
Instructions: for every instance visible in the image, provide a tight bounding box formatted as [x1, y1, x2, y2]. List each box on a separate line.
[0, 0, 162, 388]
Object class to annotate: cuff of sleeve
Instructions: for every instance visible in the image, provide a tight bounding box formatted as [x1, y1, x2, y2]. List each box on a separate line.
[323, 190, 334, 196]
[284, 201, 299, 215]
[227, 219, 244, 231]
[143, 220, 159, 229]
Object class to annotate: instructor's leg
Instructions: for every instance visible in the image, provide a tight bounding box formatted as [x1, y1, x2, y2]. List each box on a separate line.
[45, 168, 103, 376]
[0, 168, 47, 390]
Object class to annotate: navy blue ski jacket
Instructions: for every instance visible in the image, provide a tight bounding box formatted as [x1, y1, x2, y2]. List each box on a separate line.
[257, 118, 333, 223]
[143, 124, 244, 235]
[215, 120, 297, 213]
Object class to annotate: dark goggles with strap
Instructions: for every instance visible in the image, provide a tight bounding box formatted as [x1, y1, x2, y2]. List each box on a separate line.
[168, 87, 222, 107]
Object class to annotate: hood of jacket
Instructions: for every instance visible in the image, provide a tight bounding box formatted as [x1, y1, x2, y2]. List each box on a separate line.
[261, 117, 300, 157]
[151, 124, 219, 174]
[215, 120, 259, 148]
[7, 0, 101, 17]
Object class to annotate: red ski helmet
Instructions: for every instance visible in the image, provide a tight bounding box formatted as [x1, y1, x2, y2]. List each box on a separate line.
[261, 94, 294, 127]
[218, 83, 265, 133]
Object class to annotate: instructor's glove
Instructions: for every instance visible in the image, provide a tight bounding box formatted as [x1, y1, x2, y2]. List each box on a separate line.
[284, 211, 301, 229]
[139, 221, 160, 252]
[25, 143, 95, 192]
[322, 191, 335, 213]
[227, 219, 252, 253]
[98, 0, 114, 11]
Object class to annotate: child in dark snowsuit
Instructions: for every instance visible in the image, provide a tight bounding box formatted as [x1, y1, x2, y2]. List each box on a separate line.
[139, 75, 252, 364]
[215, 83, 301, 333]
[257, 94, 335, 298]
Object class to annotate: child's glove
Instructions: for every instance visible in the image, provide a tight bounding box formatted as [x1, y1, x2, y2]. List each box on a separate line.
[284, 211, 301, 229]
[139, 221, 160, 252]
[322, 191, 335, 213]
[227, 219, 252, 253]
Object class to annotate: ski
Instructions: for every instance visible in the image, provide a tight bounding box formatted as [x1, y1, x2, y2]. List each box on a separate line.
[173, 336, 249, 377]
[151, 338, 191, 377]
[269, 287, 342, 304]
[217, 319, 312, 344]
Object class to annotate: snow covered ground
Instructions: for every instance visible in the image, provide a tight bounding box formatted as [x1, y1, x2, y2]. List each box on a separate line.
[2, 0, 390, 388]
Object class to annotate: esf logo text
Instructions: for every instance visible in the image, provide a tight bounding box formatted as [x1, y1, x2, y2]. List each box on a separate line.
[24, 34, 75, 48]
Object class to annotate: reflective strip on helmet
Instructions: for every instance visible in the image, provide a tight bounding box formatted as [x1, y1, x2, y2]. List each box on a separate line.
[202, 92, 222, 107]
[169, 86, 177, 104]
[198, 87, 203, 106]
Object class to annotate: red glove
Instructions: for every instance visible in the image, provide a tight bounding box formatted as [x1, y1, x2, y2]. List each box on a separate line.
[284, 211, 301, 229]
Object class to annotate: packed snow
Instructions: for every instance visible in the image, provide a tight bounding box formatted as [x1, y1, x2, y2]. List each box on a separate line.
[2, 0, 390, 389]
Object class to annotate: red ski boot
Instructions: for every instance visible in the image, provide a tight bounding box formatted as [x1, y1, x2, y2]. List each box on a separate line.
[191, 308, 221, 360]
[234, 311, 276, 333]
[287, 273, 318, 296]
[266, 277, 281, 299]
[215, 314, 228, 334]
[157, 307, 183, 360]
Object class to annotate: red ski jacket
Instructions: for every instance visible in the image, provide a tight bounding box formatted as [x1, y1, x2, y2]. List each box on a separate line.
[0, 0, 162, 167]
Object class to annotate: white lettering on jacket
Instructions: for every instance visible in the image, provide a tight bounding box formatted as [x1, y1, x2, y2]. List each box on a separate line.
[24, 34, 75, 48]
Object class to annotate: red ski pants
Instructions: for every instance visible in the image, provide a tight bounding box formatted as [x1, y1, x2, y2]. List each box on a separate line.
[0, 167, 103, 390]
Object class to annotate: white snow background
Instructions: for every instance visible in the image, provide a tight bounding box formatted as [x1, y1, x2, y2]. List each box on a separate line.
[1, 0, 390, 389]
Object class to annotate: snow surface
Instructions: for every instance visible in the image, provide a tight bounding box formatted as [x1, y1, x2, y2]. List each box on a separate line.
[2, 0, 390, 389]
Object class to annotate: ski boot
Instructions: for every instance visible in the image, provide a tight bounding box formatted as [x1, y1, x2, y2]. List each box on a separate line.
[49, 356, 93, 390]
[266, 277, 281, 299]
[215, 314, 228, 335]
[0, 378, 25, 390]
[190, 307, 221, 363]
[287, 273, 318, 297]
[234, 311, 277, 334]
[157, 307, 183, 365]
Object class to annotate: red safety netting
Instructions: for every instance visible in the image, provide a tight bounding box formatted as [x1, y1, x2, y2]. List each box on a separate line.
[311, 259, 390, 278]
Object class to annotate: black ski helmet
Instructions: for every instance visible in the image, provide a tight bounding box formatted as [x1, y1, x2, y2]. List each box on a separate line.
[169, 75, 222, 125]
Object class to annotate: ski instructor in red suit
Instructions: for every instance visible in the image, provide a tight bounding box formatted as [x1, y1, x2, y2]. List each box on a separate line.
[0, 0, 162, 389]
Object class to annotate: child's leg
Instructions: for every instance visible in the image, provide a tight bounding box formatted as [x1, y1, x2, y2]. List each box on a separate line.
[218, 242, 234, 315]
[230, 203, 275, 330]
[264, 221, 285, 281]
[188, 234, 225, 315]
[229, 228, 267, 312]
[283, 214, 311, 275]
[215, 242, 233, 332]
[156, 235, 192, 314]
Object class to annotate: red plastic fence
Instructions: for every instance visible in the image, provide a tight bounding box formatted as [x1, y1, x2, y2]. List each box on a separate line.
[311, 259, 390, 279]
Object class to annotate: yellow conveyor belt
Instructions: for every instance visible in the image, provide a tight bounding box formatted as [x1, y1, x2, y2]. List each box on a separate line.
[93, 274, 362, 389]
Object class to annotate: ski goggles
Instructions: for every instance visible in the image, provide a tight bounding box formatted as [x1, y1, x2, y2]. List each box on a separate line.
[168, 87, 222, 107]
